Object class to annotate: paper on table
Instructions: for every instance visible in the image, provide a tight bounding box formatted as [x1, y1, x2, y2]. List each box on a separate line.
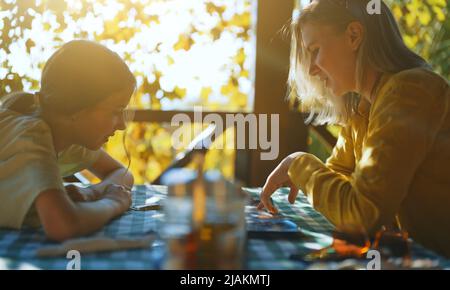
[36, 234, 155, 257]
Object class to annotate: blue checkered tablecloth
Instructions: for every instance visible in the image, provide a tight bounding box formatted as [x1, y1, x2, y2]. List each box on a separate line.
[0, 185, 449, 270]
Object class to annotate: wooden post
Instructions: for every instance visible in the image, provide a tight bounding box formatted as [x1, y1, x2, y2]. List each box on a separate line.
[244, 0, 308, 187]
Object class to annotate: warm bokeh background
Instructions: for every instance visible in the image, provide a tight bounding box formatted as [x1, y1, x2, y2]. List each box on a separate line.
[1, 0, 448, 184]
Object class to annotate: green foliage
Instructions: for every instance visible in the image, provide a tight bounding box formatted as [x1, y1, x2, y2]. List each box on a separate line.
[386, 0, 449, 79]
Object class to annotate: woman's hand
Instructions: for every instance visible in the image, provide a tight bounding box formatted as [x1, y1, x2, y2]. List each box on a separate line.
[65, 184, 103, 202]
[257, 152, 305, 214]
[102, 184, 132, 215]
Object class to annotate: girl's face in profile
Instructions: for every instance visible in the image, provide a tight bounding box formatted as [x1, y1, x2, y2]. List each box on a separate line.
[72, 87, 133, 150]
[301, 22, 359, 98]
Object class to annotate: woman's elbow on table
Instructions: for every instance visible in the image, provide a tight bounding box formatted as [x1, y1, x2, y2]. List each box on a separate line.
[319, 192, 384, 236]
[35, 189, 82, 242]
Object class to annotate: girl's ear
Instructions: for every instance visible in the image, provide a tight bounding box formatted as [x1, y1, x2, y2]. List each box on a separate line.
[346, 21, 364, 51]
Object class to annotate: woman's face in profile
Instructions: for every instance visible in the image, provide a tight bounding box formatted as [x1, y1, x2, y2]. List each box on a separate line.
[301, 22, 360, 98]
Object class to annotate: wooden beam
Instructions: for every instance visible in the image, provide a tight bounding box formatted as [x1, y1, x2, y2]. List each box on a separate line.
[130, 109, 254, 123]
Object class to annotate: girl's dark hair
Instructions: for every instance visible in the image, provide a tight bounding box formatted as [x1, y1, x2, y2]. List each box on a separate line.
[1, 40, 136, 115]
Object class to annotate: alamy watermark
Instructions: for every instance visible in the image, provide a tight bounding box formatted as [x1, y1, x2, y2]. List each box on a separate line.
[367, 0, 382, 15]
[366, 250, 381, 270]
[66, 249, 81, 270]
[64, 249, 382, 270]
[171, 106, 280, 161]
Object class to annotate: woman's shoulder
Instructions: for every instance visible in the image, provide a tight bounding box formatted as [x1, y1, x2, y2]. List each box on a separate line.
[388, 67, 448, 93]
[371, 68, 450, 126]
[376, 67, 449, 108]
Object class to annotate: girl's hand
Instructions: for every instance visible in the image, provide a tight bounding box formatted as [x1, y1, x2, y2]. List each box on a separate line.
[103, 184, 132, 215]
[257, 152, 305, 214]
[65, 184, 103, 202]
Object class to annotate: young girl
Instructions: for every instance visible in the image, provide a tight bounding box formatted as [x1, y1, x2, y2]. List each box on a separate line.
[258, 0, 450, 257]
[0, 40, 136, 241]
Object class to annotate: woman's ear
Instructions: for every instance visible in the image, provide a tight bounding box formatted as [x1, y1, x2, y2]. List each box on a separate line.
[346, 21, 364, 51]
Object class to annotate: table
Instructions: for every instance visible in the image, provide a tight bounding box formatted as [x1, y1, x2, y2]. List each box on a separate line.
[0, 185, 449, 270]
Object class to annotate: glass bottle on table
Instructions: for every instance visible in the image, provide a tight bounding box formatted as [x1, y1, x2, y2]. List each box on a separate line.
[161, 153, 246, 269]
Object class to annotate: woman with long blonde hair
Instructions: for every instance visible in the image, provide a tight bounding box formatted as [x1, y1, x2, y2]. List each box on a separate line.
[259, 0, 450, 257]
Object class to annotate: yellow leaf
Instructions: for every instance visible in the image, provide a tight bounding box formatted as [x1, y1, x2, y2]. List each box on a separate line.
[200, 87, 212, 101]
[403, 35, 418, 49]
[137, 143, 147, 153]
[205, 2, 225, 15]
[228, 12, 251, 29]
[405, 12, 417, 28]
[167, 56, 174, 65]
[427, 0, 446, 8]
[147, 15, 160, 25]
[240, 70, 249, 78]
[234, 48, 245, 66]
[231, 91, 247, 108]
[432, 6, 446, 22]
[173, 34, 194, 51]
[43, 23, 51, 31]
[392, 5, 403, 20]
[210, 24, 223, 41]
[418, 7, 431, 25]
[174, 86, 186, 98]
[165, 86, 187, 99]
[220, 82, 234, 96]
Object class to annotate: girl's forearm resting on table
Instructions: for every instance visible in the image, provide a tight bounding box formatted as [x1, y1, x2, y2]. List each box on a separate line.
[35, 188, 126, 241]
[88, 151, 134, 193]
[92, 167, 134, 192]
